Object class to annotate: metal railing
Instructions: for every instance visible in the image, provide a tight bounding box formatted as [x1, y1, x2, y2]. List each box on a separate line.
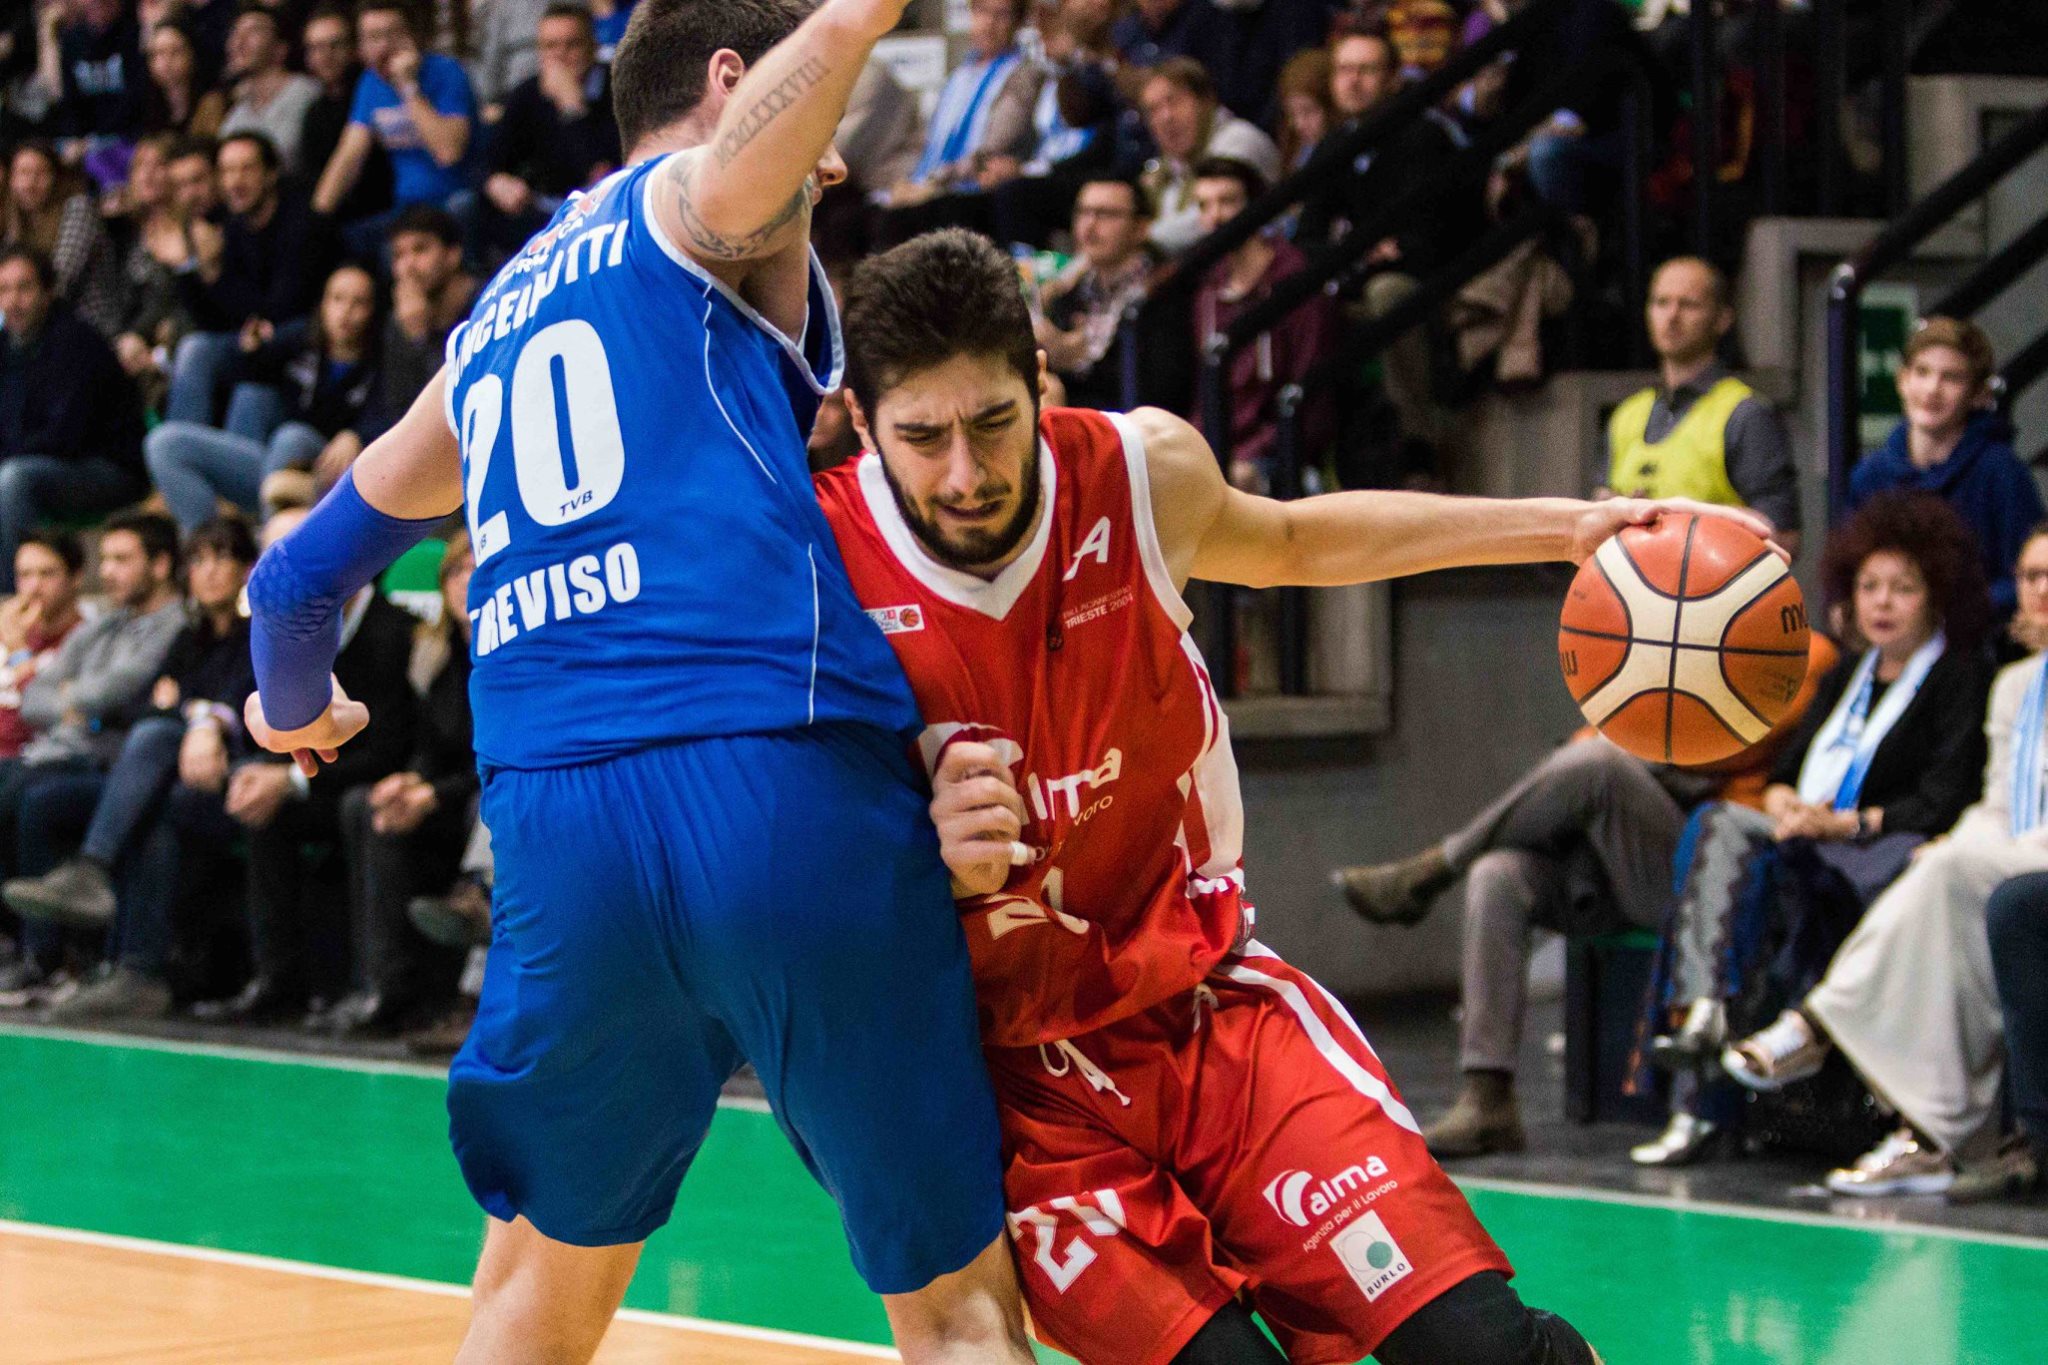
[1824, 100, 2048, 512]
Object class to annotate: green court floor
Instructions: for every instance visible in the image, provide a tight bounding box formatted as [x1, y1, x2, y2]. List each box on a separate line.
[1, 1027, 2041, 1364]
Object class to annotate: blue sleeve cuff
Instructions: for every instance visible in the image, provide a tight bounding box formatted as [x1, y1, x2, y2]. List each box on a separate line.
[248, 468, 447, 731]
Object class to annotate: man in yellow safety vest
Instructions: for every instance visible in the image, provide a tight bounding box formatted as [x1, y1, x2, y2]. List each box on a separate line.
[1603, 256, 1800, 553]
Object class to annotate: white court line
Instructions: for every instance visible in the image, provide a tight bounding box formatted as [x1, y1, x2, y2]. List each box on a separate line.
[1456, 1174, 2048, 1252]
[0, 1219, 899, 1360]
[16, 1022, 2044, 1252]
[0, 1021, 775, 1112]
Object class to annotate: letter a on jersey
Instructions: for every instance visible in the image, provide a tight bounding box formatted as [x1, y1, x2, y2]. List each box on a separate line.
[1064, 517, 1113, 582]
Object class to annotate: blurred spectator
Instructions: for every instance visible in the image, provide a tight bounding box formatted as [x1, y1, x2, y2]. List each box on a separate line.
[1035, 175, 1153, 410]
[1849, 316, 2044, 619]
[835, 58, 922, 201]
[0, 511, 184, 995]
[142, 19, 226, 138]
[1136, 57, 1279, 255]
[107, 133, 197, 406]
[1275, 47, 1334, 174]
[1489, 0, 1663, 223]
[1642, 494, 1992, 1167]
[189, 505, 416, 1024]
[4, 515, 259, 1020]
[149, 261, 379, 530]
[1386, 0, 1458, 79]
[50, 0, 148, 143]
[312, 0, 475, 252]
[303, 205, 470, 493]
[1965, 871, 2048, 1203]
[1333, 489, 1833, 1160]
[1190, 156, 1335, 491]
[0, 246, 147, 588]
[299, 4, 394, 225]
[0, 531, 86, 763]
[472, 0, 549, 114]
[465, 3, 618, 267]
[882, 0, 1041, 209]
[164, 132, 219, 218]
[218, 6, 323, 173]
[1721, 526, 2048, 1198]
[164, 130, 329, 426]
[588, 0, 636, 62]
[982, 45, 1122, 250]
[173, 0, 242, 83]
[3, 141, 122, 335]
[1113, 0, 1324, 125]
[319, 530, 475, 1035]
[1298, 28, 1479, 484]
[1603, 257, 1800, 550]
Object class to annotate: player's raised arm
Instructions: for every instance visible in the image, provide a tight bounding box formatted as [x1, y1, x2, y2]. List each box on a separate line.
[245, 369, 463, 774]
[653, 0, 912, 267]
[1132, 408, 1777, 590]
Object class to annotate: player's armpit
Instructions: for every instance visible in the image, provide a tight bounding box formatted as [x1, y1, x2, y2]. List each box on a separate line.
[353, 368, 464, 520]
[659, 149, 814, 266]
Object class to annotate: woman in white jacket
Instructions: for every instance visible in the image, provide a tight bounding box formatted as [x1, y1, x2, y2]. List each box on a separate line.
[1725, 524, 2048, 1196]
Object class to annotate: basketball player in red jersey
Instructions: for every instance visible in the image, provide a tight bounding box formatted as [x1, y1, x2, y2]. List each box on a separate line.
[814, 231, 1770, 1365]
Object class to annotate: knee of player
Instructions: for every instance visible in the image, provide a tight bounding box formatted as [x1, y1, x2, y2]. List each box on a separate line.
[1373, 1273, 1600, 1365]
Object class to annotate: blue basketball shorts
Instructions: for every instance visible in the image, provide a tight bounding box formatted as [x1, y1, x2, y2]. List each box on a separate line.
[446, 722, 1007, 1294]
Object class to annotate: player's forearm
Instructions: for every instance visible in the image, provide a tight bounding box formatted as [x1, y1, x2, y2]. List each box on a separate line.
[1275, 491, 1586, 585]
[670, 0, 900, 257]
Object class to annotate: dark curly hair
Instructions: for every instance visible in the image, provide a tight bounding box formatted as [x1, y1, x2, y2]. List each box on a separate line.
[841, 228, 1038, 419]
[1821, 492, 1990, 652]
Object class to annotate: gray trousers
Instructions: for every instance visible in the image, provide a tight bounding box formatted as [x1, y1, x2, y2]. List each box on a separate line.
[1444, 740, 1687, 1073]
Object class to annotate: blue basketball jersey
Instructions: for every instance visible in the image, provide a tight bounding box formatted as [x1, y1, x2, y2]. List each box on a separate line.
[443, 154, 920, 769]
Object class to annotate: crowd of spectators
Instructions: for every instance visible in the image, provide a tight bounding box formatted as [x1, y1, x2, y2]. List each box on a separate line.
[0, 0, 2037, 1216]
[1337, 300, 2046, 1206]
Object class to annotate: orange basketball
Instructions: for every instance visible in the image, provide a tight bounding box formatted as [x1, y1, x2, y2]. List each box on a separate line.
[1559, 513, 1809, 767]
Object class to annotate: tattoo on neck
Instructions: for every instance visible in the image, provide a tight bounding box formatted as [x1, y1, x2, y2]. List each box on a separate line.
[715, 56, 829, 168]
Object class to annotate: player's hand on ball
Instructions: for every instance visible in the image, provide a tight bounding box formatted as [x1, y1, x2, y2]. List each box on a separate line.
[244, 679, 370, 778]
[931, 741, 1028, 899]
[1570, 497, 1781, 566]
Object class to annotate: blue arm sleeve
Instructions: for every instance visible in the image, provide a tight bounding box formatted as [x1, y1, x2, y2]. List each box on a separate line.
[248, 468, 449, 731]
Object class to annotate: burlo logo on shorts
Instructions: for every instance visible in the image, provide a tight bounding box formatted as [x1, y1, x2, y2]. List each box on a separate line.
[1262, 1158, 1391, 1227]
[1331, 1210, 1414, 1304]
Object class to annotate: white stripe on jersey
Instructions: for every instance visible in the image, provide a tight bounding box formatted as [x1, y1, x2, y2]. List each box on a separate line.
[1223, 944, 1422, 1135]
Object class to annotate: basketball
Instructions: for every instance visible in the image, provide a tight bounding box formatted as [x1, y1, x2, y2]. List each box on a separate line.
[1559, 513, 1809, 767]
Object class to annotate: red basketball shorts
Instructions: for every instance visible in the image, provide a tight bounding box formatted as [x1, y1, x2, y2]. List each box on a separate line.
[986, 942, 1511, 1365]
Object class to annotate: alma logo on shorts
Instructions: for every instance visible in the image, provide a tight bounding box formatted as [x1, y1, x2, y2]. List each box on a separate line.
[1262, 1157, 1391, 1227]
[1330, 1210, 1414, 1303]
[866, 604, 925, 635]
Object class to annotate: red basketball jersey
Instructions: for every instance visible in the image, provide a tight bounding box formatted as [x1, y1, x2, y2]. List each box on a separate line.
[815, 407, 1249, 1047]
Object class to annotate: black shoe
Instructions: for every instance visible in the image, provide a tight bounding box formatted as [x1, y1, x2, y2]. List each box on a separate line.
[190, 976, 304, 1025]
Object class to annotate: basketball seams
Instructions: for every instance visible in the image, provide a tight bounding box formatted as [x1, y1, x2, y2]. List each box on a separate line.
[1663, 518, 1700, 763]
[1589, 551, 1635, 640]
[1559, 624, 1804, 656]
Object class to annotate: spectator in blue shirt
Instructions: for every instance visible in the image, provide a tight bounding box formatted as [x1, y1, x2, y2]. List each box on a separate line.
[311, 0, 475, 260]
[1850, 317, 2046, 619]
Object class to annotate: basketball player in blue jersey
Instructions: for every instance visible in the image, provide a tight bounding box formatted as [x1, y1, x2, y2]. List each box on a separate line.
[236, 1, 1035, 1360]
